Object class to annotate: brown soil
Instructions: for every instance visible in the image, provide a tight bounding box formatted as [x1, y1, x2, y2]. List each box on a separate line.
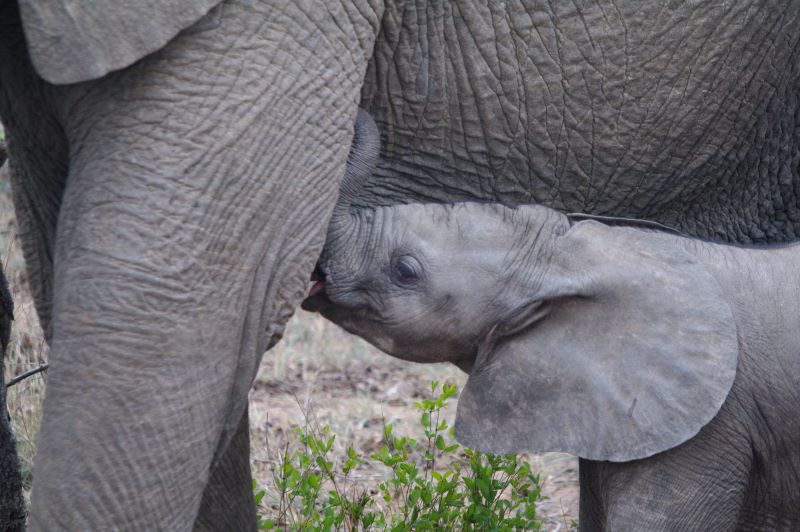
[250, 310, 579, 528]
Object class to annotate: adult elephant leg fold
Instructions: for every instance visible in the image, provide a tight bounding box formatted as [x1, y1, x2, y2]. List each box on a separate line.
[29, 0, 381, 529]
[194, 408, 255, 531]
[0, 0, 70, 340]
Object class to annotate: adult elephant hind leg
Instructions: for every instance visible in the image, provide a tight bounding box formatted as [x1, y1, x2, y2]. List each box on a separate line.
[194, 408, 255, 531]
[0, 266, 25, 531]
[29, 1, 381, 529]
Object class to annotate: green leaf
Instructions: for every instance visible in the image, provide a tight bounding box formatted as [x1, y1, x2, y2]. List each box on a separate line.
[421, 412, 430, 428]
[442, 383, 458, 399]
[476, 478, 492, 502]
[247, 381, 545, 531]
[253, 491, 264, 506]
[421, 488, 433, 506]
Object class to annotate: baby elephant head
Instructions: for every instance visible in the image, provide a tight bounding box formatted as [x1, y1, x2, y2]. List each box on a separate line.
[304, 199, 571, 372]
[305, 111, 738, 463]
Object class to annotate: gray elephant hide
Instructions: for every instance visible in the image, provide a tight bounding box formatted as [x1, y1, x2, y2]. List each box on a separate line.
[19, 0, 222, 83]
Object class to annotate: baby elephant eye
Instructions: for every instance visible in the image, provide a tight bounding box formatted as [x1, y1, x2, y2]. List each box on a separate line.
[391, 255, 421, 286]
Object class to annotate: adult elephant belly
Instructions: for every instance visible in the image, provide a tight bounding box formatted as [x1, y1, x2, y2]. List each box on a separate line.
[360, 0, 800, 244]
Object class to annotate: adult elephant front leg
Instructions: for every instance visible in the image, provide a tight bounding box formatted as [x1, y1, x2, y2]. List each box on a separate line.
[28, 1, 380, 529]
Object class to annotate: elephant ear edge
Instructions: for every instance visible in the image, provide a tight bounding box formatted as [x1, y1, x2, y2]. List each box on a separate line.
[19, 0, 223, 84]
[454, 220, 739, 462]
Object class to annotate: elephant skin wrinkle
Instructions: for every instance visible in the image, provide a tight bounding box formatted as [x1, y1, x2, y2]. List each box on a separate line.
[18, 0, 223, 84]
[360, 1, 800, 243]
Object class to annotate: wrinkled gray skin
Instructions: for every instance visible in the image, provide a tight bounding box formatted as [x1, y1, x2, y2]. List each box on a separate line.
[1, 0, 800, 529]
[304, 196, 800, 530]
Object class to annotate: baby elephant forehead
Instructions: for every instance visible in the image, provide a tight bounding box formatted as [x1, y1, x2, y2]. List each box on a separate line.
[390, 202, 517, 243]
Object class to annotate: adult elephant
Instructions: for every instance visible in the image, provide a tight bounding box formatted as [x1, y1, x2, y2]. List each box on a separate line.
[0, 0, 798, 530]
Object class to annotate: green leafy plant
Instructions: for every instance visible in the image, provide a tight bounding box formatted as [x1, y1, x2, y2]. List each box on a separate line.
[254, 381, 545, 531]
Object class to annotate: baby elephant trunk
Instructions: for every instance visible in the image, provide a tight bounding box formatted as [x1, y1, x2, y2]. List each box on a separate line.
[314, 108, 380, 284]
[329, 108, 380, 224]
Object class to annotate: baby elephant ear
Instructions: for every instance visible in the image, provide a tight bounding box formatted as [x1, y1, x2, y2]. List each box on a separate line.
[455, 221, 738, 461]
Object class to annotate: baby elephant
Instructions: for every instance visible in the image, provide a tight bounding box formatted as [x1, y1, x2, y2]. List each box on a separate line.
[304, 195, 800, 529]
[303, 113, 800, 531]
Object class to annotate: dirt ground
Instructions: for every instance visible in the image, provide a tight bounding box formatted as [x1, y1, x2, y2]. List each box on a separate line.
[251, 312, 579, 527]
[1, 165, 578, 527]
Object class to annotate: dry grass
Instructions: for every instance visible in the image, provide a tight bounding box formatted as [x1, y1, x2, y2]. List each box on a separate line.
[0, 166, 578, 527]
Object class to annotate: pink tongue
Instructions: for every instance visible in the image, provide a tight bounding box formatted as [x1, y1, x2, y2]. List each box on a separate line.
[308, 280, 325, 297]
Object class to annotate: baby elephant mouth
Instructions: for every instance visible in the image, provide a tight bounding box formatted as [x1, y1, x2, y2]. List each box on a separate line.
[308, 279, 326, 298]
[301, 265, 330, 312]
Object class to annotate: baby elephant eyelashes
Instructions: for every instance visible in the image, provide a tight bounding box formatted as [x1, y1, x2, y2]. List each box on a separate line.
[390, 255, 422, 286]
